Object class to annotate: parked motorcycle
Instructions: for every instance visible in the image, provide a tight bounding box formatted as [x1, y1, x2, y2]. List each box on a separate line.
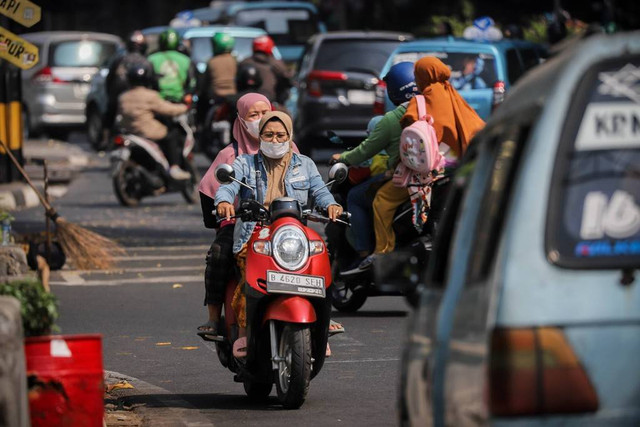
[110, 114, 200, 206]
[203, 162, 349, 409]
[325, 163, 452, 312]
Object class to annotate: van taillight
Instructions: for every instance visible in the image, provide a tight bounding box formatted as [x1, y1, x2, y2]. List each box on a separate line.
[488, 327, 599, 416]
[373, 80, 387, 115]
[306, 70, 347, 97]
[32, 67, 65, 84]
[492, 81, 505, 109]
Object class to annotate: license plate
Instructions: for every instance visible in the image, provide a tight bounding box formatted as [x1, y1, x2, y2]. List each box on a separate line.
[347, 90, 375, 104]
[266, 271, 326, 298]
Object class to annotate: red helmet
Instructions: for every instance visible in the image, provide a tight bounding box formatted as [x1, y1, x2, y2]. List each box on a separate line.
[252, 35, 275, 56]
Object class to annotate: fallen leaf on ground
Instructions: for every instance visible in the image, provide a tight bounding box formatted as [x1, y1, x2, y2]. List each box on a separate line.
[180, 346, 198, 350]
[172, 283, 183, 289]
[106, 381, 134, 392]
[156, 342, 171, 346]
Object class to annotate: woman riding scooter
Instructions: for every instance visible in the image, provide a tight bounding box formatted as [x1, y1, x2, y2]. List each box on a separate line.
[117, 65, 190, 180]
[215, 111, 343, 357]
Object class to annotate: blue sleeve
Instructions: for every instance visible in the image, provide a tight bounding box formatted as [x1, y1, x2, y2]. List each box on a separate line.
[305, 158, 337, 209]
[214, 155, 248, 205]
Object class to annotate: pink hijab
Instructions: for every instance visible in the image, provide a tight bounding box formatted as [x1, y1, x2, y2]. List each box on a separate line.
[198, 93, 270, 198]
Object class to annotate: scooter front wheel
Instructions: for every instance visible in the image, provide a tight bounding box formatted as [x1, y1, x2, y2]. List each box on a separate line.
[275, 323, 311, 409]
[330, 279, 368, 313]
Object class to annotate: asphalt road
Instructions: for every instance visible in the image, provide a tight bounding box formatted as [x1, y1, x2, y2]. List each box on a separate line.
[15, 136, 412, 426]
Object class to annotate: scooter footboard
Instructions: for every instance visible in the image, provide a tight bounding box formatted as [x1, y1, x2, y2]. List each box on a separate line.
[262, 296, 317, 324]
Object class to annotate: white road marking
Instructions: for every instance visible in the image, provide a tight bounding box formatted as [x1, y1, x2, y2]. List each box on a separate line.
[60, 271, 86, 284]
[324, 357, 400, 364]
[51, 275, 202, 287]
[113, 254, 204, 261]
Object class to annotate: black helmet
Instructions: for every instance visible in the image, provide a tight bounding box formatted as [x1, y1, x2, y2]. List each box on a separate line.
[236, 63, 263, 92]
[127, 65, 151, 87]
[127, 30, 147, 54]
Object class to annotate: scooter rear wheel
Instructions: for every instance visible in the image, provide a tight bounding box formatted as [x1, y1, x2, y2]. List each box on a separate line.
[180, 160, 201, 204]
[243, 380, 273, 402]
[275, 323, 311, 409]
[113, 160, 143, 207]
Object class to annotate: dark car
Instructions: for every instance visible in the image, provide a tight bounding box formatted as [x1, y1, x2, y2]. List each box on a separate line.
[293, 31, 412, 156]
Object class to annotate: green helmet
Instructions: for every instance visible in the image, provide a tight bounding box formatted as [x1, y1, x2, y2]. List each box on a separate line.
[159, 28, 180, 51]
[212, 33, 235, 55]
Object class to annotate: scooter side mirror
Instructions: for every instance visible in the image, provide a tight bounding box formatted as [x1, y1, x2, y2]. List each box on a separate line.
[215, 164, 235, 184]
[328, 162, 348, 184]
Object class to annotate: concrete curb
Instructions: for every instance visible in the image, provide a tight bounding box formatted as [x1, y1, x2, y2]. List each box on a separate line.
[0, 182, 41, 210]
[105, 371, 214, 427]
[0, 139, 91, 211]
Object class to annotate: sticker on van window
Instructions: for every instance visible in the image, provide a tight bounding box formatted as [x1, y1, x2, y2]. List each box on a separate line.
[580, 190, 640, 239]
[575, 103, 640, 151]
[597, 63, 640, 103]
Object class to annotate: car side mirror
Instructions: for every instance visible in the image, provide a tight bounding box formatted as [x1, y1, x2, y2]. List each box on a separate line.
[214, 164, 234, 184]
[328, 162, 348, 184]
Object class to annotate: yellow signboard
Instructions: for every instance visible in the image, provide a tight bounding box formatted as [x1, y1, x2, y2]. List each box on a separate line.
[0, 0, 41, 27]
[0, 26, 38, 69]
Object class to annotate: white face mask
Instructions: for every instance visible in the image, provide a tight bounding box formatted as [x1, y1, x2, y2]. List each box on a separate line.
[260, 140, 290, 159]
[240, 117, 260, 138]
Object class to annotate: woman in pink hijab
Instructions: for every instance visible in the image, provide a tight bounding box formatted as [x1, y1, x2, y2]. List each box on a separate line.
[197, 93, 272, 336]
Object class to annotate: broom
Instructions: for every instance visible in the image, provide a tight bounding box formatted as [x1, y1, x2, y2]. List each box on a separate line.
[1, 139, 125, 270]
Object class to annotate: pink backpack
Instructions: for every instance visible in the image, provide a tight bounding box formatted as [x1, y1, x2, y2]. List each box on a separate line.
[392, 95, 445, 187]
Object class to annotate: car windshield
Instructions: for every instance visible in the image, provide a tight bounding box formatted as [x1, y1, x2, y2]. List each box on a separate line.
[392, 51, 498, 90]
[50, 40, 118, 67]
[314, 39, 402, 74]
[234, 8, 319, 45]
[189, 35, 255, 65]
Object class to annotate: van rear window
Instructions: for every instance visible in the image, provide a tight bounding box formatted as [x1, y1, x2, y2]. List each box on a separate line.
[393, 51, 497, 90]
[50, 40, 117, 67]
[547, 56, 640, 268]
[235, 8, 319, 45]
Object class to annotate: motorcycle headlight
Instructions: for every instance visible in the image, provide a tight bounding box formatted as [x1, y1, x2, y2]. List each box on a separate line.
[272, 225, 309, 271]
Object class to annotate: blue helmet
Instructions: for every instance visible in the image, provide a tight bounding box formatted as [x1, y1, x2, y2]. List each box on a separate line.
[383, 61, 418, 105]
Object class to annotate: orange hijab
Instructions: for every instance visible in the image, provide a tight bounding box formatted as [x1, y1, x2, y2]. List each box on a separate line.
[400, 57, 485, 156]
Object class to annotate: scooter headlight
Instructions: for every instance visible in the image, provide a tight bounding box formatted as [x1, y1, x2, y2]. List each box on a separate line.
[272, 225, 309, 271]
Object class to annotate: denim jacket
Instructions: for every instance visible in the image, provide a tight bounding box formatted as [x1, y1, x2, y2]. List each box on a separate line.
[215, 152, 338, 253]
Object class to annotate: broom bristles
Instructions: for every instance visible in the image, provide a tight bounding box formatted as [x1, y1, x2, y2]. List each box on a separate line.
[54, 217, 126, 270]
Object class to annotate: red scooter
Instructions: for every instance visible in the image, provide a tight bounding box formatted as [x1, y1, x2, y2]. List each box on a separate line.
[206, 162, 349, 409]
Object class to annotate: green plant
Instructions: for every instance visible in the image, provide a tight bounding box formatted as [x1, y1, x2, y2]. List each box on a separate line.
[0, 278, 58, 337]
[0, 209, 15, 223]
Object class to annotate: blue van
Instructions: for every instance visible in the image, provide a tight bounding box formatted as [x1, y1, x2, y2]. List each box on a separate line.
[379, 37, 547, 120]
[395, 31, 640, 426]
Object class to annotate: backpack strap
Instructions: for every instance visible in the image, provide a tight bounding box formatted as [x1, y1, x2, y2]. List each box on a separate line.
[232, 140, 238, 157]
[253, 153, 264, 205]
[416, 95, 428, 122]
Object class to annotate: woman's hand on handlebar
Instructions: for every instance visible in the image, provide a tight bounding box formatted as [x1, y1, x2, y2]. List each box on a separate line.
[216, 202, 235, 221]
[327, 204, 343, 221]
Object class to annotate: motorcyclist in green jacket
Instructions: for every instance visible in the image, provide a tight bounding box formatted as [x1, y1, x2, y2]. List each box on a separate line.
[148, 29, 196, 102]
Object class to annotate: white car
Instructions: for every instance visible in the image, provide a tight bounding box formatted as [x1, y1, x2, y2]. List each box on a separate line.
[21, 31, 122, 139]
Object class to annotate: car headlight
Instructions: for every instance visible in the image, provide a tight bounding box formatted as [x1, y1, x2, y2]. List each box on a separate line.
[272, 225, 309, 271]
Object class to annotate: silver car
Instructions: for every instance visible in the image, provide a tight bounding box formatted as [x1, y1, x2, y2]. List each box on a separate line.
[21, 31, 122, 138]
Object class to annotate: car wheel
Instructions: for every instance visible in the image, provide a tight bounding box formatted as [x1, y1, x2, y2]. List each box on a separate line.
[87, 107, 106, 151]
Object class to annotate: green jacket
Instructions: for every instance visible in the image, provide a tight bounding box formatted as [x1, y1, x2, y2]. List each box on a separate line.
[339, 104, 406, 170]
[148, 50, 194, 101]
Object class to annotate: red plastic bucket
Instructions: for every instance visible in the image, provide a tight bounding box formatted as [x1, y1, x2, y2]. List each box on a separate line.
[24, 334, 104, 427]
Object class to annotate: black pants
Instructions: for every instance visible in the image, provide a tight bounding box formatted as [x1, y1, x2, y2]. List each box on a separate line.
[159, 125, 182, 166]
[204, 224, 235, 306]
